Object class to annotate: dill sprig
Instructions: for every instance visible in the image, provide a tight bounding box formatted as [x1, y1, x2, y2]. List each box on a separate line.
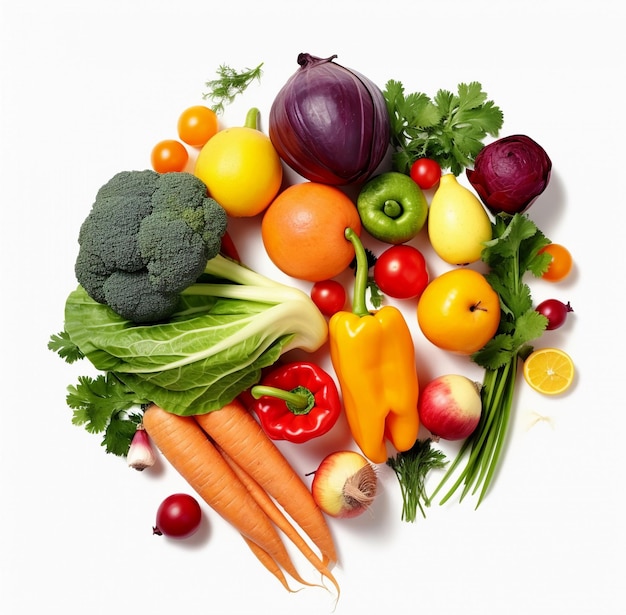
[202, 62, 264, 115]
[387, 439, 447, 522]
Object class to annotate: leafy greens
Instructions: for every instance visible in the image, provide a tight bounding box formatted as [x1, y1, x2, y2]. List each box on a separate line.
[49, 254, 328, 456]
[431, 214, 552, 508]
[383, 80, 504, 176]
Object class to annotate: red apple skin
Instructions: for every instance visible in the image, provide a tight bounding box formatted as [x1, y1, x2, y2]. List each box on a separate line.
[419, 374, 482, 440]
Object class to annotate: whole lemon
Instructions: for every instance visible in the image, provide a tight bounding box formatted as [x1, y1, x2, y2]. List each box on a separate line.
[194, 109, 283, 217]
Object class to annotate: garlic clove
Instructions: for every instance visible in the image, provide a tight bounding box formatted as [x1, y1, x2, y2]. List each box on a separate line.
[127, 424, 156, 471]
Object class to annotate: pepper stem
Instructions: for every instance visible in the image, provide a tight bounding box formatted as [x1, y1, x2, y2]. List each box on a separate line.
[250, 385, 315, 415]
[345, 227, 369, 317]
[244, 107, 260, 130]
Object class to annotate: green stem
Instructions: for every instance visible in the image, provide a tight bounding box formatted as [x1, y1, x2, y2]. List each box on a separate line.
[345, 228, 370, 317]
[250, 385, 314, 414]
[244, 107, 259, 130]
[434, 357, 517, 508]
[474, 358, 517, 507]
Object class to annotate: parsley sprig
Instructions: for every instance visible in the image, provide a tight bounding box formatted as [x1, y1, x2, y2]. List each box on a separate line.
[202, 62, 264, 115]
[49, 327, 151, 456]
[431, 214, 552, 508]
[383, 80, 504, 176]
[66, 374, 149, 456]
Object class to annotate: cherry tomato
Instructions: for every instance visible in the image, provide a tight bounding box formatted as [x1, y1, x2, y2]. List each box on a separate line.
[374, 245, 429, 299]
[177, 105, 219, 148]
[311, 280, 347, 316]
[150, 139, 189, 173]
[410, 158, 441, 190]
[538, 243, 573, 282]
[220, 230, 241, 262]
[536, 299, 573, 330]
[153, 493, 202, 539]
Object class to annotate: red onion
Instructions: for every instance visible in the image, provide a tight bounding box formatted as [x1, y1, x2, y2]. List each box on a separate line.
[269, 53, 390, 185]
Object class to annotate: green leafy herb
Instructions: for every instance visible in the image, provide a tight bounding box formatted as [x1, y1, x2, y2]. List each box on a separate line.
[65, 374, 148, 455]
[202, 62, 264, 114]
[47, 331, 84, 364]
[431, 214, 552, 508]
[386, 439, 447, 522]
[383, 80, 504, 176]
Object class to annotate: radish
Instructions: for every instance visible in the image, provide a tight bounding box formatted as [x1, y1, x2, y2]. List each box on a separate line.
[418, 374, 482, 440]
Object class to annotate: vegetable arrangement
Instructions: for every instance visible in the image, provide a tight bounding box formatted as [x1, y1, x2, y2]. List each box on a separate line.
[49, 53, 576, 601]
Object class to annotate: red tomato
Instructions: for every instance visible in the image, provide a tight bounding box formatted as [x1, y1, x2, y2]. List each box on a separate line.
[178, 105, 219, 148]
[410, 158, 441, 190]
[153, 493, 202, 539]
[374, 245, 429, 299]
[151, 139, 189, 173]
[538, 244, 573, 282]
[311, 280, 347, 316]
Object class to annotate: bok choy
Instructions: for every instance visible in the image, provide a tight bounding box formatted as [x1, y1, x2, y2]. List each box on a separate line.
[49, 255, 328, 455]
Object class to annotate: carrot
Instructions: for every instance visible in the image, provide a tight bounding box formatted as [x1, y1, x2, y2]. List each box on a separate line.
[142, 404, 310, 587]
[220, 446, 340, 597]
[241, 536, 297, 593]
[194, 399, 339, 566]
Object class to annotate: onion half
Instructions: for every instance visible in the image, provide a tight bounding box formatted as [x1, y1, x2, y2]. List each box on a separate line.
[269, 53, 391, 185]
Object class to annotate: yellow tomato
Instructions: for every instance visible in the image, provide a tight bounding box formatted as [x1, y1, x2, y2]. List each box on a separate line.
[417, 268, 500, 355]
[194, 121, 283, 218]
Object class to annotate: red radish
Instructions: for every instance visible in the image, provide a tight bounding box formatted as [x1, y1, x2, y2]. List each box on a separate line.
[311, 451, 378, 518]
[153, 493, 202, 539]
[419, 374, 482, 441]
[536, 299, 573, 330]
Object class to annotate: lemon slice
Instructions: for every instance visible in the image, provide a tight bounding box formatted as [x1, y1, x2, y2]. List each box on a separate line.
[523, 347, 575, 396]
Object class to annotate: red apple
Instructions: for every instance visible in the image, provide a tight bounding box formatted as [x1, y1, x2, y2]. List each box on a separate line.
[419, 374, 482, 440]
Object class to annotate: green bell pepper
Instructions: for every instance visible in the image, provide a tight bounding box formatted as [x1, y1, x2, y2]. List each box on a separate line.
[356, 171, 428, 244]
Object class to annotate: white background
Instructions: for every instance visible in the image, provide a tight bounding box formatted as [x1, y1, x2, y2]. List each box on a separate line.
[2, 1, 624, 614]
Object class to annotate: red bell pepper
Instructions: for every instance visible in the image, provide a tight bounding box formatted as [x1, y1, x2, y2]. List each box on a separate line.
[249, 361, 341, 443]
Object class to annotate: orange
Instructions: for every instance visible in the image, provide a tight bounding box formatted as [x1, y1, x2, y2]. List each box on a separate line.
[261, 182, 362, 282]
[523, 347, 575, 395]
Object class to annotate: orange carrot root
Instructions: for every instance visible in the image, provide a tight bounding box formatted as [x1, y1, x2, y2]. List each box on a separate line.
[241, 536, 299, 593]
[220, 447, 341, 598]
[194, 400, 339, 566]
[142, 404, 309, 587]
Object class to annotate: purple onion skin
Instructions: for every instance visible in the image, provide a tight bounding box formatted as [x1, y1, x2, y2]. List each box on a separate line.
[269, 53, 390, 186]
[466, 135, 552, 215]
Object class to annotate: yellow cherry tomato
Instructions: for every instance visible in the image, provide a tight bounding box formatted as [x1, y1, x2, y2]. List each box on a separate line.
[194, 108, 283, 217]
[417, 268, 500, 355]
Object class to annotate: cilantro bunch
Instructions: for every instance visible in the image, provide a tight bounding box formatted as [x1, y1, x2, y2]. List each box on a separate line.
[383, 80, 504, 176]
[431, 214, 552, 508]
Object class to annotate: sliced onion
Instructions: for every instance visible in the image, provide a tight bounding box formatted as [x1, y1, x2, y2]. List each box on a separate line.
[269, 53, 390, 185]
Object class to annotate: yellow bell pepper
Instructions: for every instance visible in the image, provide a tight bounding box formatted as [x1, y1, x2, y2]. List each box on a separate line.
[329, 228, 420, 464]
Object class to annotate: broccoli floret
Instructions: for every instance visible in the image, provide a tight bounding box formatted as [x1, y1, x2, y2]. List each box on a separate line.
[75, 170, 228, 324]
